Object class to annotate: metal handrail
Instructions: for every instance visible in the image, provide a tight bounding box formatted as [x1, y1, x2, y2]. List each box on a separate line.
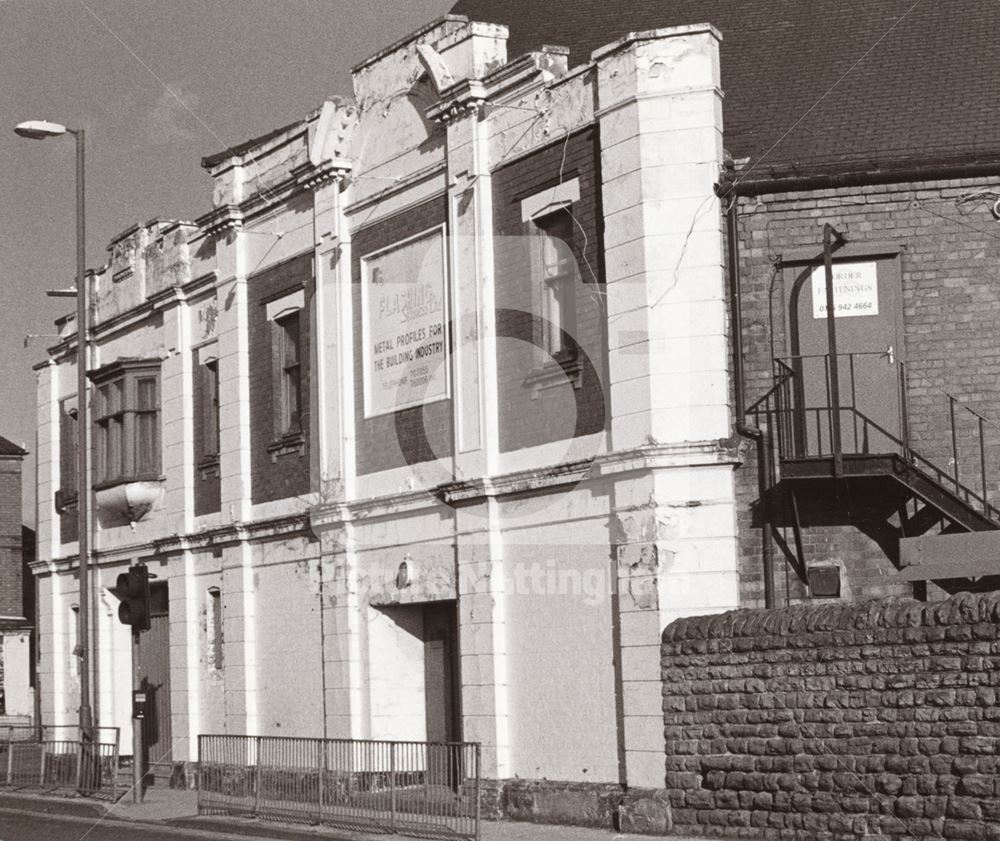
[748, 352, 1000, 524]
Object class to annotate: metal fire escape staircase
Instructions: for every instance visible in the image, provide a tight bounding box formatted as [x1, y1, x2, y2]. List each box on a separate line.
[747, 355, 1000, 586]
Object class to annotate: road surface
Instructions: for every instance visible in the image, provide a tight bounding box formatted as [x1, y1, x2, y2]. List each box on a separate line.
[0, 807, 331, 841]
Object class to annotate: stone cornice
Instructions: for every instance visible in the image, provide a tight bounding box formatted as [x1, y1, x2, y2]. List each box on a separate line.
[31, 513, 313, 572]
[196, 204, 244, 238]
[293, 158, 352, 192]
[427, 80, 488, 125]
[181, 271, 219, 299]
[426, 49, 573, 127]
[50, 273, 216, 361]
[481, 50, 567, 101]
[311, 440, 741, 530]
[150, 513, 312, 555]
[203, 158, 352, 229]
[344, 163, 446, 217]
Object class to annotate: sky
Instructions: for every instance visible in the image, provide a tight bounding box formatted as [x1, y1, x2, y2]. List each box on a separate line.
[1, 0, 455, 524]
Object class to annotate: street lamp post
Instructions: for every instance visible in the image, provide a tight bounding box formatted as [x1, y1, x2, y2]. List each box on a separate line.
[15, 120, 93, 738]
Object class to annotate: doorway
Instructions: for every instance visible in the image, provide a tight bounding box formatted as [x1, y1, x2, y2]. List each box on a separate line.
[422, 602, 460, 744]
[368, 600, 461, 744]
[785, 250, 905, 456]
[136, 582, 171, 780]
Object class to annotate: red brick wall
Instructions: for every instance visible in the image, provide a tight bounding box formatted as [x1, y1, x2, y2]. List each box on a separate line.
[352, 197, 454, 476]
[491, 128, 608, 452]
[735, 178, 1000, 606]
[0, 456, 24, 618]
[248, 252, 314, 504]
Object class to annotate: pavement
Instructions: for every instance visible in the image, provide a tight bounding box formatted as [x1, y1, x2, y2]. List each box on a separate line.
[0, 787, 710, 841]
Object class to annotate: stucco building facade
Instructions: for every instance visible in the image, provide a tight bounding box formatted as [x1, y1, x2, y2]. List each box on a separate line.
[31, 1, 1000, 829]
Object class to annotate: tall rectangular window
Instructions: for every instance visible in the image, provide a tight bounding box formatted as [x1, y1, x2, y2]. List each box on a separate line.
[534, 210, 577, 360]
[70, 604, 81, 676]
[58, 399, 79, 502]
[194, 349, 221, 465]
[193, 350, 222, 515]
[203, 360, 220, 457]
[135, 377, 159, 477]
[91, 362, 161, 485]
[207, 587, 224, 670]
[276, 312, 302, 436]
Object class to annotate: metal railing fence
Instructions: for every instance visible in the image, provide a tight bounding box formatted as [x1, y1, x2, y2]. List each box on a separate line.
[199, 735, 480, 840]
[0, 725, 119, 798]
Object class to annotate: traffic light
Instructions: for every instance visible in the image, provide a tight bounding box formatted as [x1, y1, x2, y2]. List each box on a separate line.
[114, 564, 151, 632]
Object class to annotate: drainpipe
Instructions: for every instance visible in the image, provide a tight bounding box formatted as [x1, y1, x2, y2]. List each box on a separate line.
[721, 175, 776, 609]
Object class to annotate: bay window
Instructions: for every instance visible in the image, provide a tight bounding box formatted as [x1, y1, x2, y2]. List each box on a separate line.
[91, 361, 161, 486]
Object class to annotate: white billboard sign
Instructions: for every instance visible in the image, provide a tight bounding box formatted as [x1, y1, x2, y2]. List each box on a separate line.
[361, 226, 450, 418]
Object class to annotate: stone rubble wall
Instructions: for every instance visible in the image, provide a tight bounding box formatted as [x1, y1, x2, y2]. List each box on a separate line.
[662, 593, 1000, 840]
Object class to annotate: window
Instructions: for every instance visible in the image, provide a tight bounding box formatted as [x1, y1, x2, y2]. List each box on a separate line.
[535, 210, 577, 360]
[207, 587, 224, 670]
[195, 352, 220, 464]
[135, 377, 158, 476]
[70, 604, 81, 676]
[204, 361, 220, 456]
[57, 398, 79, 510]
[91, 361, 161, 486]
[275, 311, 302, 437]
[520, 178, 583, 387]
[194, 347, 222, 514]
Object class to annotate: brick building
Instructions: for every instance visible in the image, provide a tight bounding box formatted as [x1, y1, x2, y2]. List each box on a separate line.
[0, 436, 34, 722]
[30, 1, 1000, 830]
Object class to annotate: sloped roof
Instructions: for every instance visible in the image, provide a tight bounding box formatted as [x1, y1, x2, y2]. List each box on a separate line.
[0, 437, 26, 457]
[451, 0, 1000, 177]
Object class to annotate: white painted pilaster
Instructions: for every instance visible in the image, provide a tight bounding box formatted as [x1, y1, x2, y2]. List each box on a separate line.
[35, 362, 59, 562]
[597, 26, 739, 789]
[214, 216, 252, 523]
[161, 297, 195, 535]
[222, 537, 258, 734]
[456, 499, 510, 779]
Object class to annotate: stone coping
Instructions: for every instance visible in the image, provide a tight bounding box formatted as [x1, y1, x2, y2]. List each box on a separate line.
[664, 592, 1000, 643]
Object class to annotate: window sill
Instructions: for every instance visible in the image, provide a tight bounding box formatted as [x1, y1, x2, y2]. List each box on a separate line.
[93, 475, 165, 493]
[267, 432, 305, 461]
[522, 357, 583, 399]
[198, 455, 221, 480]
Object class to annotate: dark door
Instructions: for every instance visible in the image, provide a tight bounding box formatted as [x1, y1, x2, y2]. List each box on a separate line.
[787, 254, 904, 456]
[136, 582, 171, 775]
[423, 602, 460, 790]
[423, 602, 459, 743]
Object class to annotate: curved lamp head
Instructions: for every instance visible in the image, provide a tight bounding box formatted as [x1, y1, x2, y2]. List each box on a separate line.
[14, 120, 68, 140]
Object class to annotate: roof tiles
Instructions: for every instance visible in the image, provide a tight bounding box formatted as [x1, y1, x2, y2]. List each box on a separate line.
[450, 0, 1000, 175]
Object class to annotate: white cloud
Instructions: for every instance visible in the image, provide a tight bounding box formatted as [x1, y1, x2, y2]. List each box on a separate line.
[144, 84, 200, 146]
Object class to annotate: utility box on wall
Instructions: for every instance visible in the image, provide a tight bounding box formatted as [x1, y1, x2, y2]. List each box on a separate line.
[807, 565, 841, 599]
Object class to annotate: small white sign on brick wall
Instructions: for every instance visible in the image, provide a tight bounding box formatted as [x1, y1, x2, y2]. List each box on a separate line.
[812, 261, 879, 318]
